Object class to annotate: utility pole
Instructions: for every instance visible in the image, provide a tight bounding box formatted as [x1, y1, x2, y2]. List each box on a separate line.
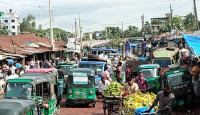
[121, 22, 124, 38]
[141, 15, 145, 37]
[78, 12, 83, 56]
[49, 0, 54, 51]
[75, 18, 77, 50]
[193, 0, 200, 30]
[170, 4, 173, 30]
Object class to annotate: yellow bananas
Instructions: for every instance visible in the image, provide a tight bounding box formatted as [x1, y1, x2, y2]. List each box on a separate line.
[123, 90, 157, 113]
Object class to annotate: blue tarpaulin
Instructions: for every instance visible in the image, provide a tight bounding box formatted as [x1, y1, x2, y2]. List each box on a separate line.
[182, 34, 200, 56]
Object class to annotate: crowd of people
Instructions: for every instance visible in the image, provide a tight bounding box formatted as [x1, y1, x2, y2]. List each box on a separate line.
[99, 60, 175, 115]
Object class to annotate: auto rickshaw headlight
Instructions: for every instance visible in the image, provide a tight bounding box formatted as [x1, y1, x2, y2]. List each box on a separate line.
[69, 90, 72, 95]
[90, 90, 93, 95]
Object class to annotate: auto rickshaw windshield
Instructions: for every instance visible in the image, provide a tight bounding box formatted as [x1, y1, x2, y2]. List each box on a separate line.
[68, 72, 95, 87]
[167, 72, 184, 86]
[141, 68, 157, 78]
[5, 82, 32, 98]
[79, 64, 103, 76]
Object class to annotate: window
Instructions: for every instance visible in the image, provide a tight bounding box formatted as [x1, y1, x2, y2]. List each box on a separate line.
[5, 26, 8, 29]
[12, 32, 15, 35]
[12, 26, 15, 29]
[4, 20, 8, 23]
[0, 14, 1, 16]
[11, 19, 15, 22]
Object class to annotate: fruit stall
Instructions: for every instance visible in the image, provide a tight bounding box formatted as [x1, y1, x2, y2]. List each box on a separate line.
[103, 82, 123, 115]
[102, 82, 158, 115]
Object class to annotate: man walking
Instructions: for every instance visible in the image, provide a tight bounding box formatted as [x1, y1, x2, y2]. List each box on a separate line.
[114, 62, 122, 84]
[142, 38, 147, 57]
[102, 67, 111, 82]
[146, 83, 174, 115]
[125, 39, 131, 59]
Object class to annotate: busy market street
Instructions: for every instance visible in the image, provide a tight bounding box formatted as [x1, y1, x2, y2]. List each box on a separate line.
[1, 0, 200, 115]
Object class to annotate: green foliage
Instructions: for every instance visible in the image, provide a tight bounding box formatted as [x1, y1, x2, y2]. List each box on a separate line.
[183, 13, 197, 31]
[35, 26, 72, 41]
[144, 21, 151, 34]
[20, 14, 36, 33]
[0, 23, 8, 36]
[124, 25, 142, 37]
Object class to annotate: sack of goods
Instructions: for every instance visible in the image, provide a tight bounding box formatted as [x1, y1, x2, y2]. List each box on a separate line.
[123, 90, 158, 114]
[103, 82, 122, 96]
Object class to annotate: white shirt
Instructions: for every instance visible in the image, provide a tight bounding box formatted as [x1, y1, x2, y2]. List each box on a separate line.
[99, 80, 110, 93]
[6, 74, 18, 80]
[10, 66, 16, 75]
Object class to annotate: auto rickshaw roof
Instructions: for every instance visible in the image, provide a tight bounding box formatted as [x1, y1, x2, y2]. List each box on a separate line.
[15, 73, 52, 84]
[138, 64, 160, 69]
[0, 99, 37, 115]
[153, 47, 179, 58]
[79, 61, 106, 65]
[69, 68, 95, 75]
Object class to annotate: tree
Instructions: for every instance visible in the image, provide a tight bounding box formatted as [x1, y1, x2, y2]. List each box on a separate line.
[144, 21, 151, 34]
[0, 23, 8, 36]
[183, 13, 196, 31]
[20, 14, 36, 33]
[35, 27, 72, 41]
[173, 16, 183, 31]
[124, 25, 142, 37]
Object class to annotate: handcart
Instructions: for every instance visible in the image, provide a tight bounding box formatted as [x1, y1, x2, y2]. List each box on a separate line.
[103, 95, 126, 115]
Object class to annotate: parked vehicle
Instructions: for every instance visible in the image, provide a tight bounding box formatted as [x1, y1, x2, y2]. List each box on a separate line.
[5, 68, 58, 115]
[137, 64, 161, 93]
[0, 99, 42, 115]
[66, 68, 96, 107]
[152, 47, 179, 68]
[162, 64, 194, 108]
[78, 61, 106, 90]
[90, 48, 118, 56]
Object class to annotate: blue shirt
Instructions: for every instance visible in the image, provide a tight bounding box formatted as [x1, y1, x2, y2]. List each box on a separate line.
[125, 42, 131, 51]
[142, 41, 147, 49]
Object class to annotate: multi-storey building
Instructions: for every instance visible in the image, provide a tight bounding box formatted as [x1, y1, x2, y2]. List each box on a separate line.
[0, 9, 20, 35]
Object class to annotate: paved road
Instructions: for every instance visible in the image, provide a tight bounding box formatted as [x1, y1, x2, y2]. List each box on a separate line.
[59, 98, 105, 115]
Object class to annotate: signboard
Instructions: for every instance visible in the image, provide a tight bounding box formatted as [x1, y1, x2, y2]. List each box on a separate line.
[73, 73, 88, 84]
[67, 38, 76, 49]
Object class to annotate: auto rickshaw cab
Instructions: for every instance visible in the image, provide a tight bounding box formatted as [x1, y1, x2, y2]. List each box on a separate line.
[0, 99, 41, 115]
[162, 64, 194, 108]
[66, 68, 96, 107]
[5, 68, 58, 115]
[137, 64, 161, 93]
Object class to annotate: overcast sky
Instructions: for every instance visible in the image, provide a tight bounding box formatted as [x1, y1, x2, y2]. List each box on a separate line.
[0, 0, 199, 33]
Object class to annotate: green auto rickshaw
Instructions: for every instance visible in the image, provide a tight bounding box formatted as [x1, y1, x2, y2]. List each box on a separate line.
[66, 68, 96, 107]
[137, 64, 161, 93]
[0, 99, 41, 115]
[162, 64, 194, 108]
[5, 69, 59, 115]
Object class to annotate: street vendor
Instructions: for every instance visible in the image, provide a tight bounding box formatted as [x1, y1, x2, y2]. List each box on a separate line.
[146, 83, 174, 115]
[99, 77, 110, 94]
[134, 70, 148, 93]
[119, 77, 138, 97]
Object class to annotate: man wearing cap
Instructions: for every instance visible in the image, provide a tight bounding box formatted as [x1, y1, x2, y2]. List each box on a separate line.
[0, 74, 5, 99]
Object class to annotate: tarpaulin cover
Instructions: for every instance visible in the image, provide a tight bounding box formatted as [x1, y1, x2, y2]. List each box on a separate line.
[182, 34, 200, 56]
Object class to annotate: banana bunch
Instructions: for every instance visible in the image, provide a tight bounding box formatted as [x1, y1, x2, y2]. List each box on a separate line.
[123, 90, 157, 112]
[103, 82, 122, 96]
